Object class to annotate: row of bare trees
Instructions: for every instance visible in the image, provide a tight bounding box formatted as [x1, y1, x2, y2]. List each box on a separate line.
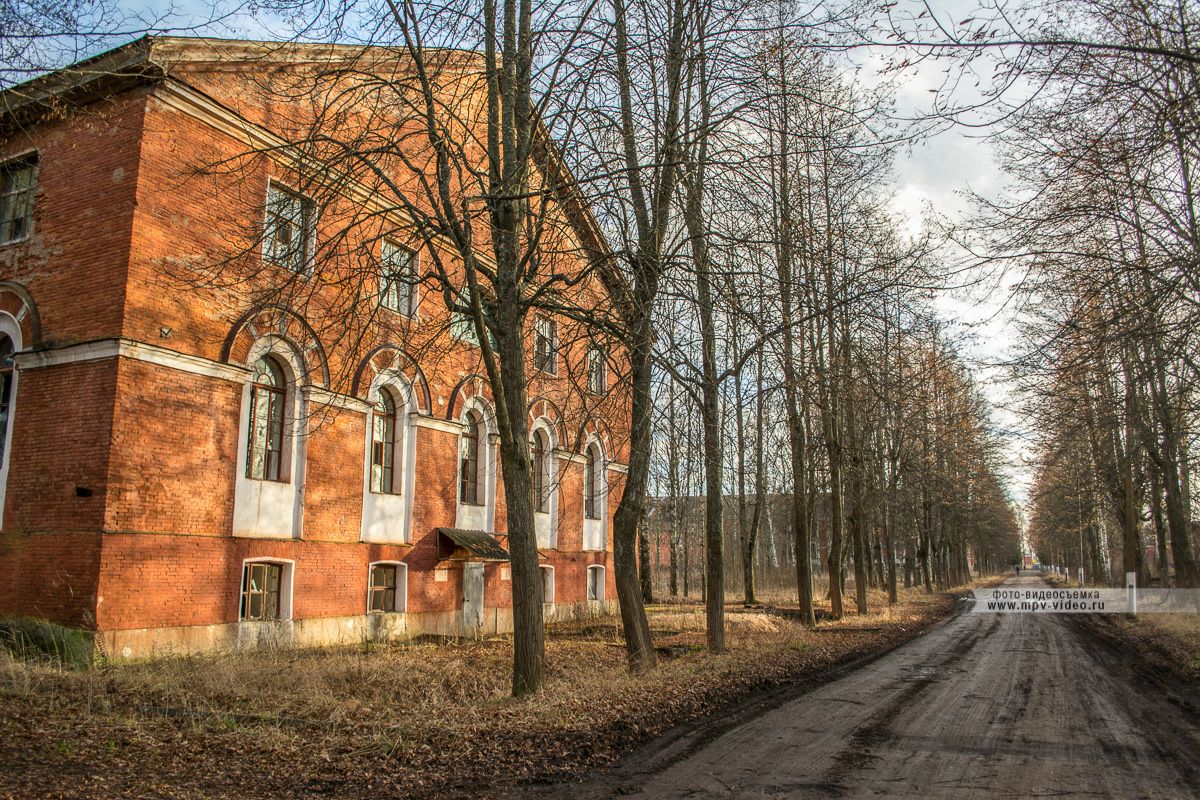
[17, 0, 1030, 696]
[993, 0, 1200, 588]
[178, 0, 1023, 689]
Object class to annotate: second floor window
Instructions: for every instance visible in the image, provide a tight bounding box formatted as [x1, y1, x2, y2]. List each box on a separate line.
[0, 156, 36, 244]
[380, 241, 416, 316]
[264, 183, 314, 272]
[534, 317, 557, 374]
[460, 412, 482, 504]
[246, 356, 286, 481]
[587, 349, 607, 395]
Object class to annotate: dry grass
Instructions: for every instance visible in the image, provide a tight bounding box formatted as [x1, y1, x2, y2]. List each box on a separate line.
[0, 582, 979, 799]
[1108, 613, 1200, 684]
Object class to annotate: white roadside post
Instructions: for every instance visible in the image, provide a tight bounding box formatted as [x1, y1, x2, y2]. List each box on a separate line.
[1126, 572, 1137, 616]
[1078, 567, 1084, 588]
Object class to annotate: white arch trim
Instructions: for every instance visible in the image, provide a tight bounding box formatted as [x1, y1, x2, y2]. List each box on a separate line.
[233, 335, 307, 539]
[0, 311, 22, 530]
[582, 434, 608, 551]
[361, 371, 417, 543]
[455, 396, 498, 532]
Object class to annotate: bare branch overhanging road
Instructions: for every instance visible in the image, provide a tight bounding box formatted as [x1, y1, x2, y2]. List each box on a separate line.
[562, 576, 1200, 799]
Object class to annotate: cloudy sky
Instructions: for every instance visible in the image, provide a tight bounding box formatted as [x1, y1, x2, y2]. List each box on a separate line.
[874, 52, 1033, 509]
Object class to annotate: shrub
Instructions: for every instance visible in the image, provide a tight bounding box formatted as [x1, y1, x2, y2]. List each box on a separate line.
[0, 617, 94, 669]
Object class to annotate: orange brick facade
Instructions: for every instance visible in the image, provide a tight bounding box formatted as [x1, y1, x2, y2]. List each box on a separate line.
[0, 38, 627, 656]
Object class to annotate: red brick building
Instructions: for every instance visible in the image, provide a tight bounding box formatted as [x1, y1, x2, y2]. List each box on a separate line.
[0, 37, 626, 657]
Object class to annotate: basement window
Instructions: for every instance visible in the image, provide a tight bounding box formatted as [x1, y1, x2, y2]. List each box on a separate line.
[587, 565, 605, 602]
[368, 562, 407, 613]
[0, 155, 36, 245]
[240, 562, 284, 621]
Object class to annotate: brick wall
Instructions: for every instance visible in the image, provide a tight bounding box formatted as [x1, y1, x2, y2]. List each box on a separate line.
[0, 42, 626, 640]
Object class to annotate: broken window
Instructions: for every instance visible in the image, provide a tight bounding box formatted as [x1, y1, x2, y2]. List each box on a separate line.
[0, 155, 36, 244]
[531, 428, 549, 513]
[246, 355, 286, 481]
[368, 563, 398, 613]
[587, 348, 607, 395]
[240, 562, 283, 621]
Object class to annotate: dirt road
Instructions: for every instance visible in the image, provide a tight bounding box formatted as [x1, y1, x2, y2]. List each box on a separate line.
[564, 576, 1200, 799]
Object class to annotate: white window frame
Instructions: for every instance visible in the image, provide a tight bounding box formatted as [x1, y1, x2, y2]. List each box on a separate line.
[455, 398, 497, 532]
[262, 180, 316, 273]
[530, 421, 558, 549]
[380, 240, 418, 317]
[366, 561, 408, 614]
[361, 374, 416, 543]
[582, 437, 608, 551]
[238, 557, 295, 621]
[587, 565, 605, 602]
[233, 336, 306, 538]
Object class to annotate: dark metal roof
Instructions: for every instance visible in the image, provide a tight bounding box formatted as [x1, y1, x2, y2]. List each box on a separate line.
[436, 528, 510, 561]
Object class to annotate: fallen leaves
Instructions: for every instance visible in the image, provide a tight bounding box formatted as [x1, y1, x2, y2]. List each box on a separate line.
[0, 587, 962, 799]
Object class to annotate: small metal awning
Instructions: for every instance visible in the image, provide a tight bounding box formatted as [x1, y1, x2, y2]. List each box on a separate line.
[436, 528, 511, 562]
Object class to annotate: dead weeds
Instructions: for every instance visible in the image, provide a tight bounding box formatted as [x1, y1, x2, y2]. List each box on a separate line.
[0, 584, 971, 799]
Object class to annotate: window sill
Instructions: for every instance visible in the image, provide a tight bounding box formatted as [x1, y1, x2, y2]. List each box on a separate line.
[380, 304, 417, 321]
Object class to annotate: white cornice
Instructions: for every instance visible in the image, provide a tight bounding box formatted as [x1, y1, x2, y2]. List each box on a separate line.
[16, 338, 250, 382]
[411, 414, 463, 435]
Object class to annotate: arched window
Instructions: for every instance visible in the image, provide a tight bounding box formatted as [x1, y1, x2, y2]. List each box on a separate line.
[246, 355, 286, 481]
[0, 335, 13, 462]
[460, 411, 482, 504]
[531, 429, 549, 513]
[370, 387, 399, 494]
[584, 443, 602, 520]
[587, 348, 606, 395]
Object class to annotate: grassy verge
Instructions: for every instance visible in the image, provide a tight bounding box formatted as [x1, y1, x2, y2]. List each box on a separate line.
[0, 582, 982, 799]
[1084, 612, 1200, 685]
